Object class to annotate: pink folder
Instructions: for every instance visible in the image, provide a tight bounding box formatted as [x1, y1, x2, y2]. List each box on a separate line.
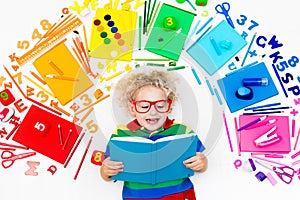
[239, 115, 291, 153]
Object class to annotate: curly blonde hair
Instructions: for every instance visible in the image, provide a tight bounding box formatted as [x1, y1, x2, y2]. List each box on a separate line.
[114, 68, 178, 108]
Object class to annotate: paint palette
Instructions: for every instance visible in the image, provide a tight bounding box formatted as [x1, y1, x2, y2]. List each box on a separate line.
[89, 8, 137, 61]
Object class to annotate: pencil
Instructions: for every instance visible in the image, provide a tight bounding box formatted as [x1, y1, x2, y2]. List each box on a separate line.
[139, 15, 142, 50]
[143, 1, 147, 34]
[234, 117, 241, 156]
[184, 19, 200, 49]
[146, 0, 151, 28]
[241, 32, 257, 67]
[30, 70, 47, 85]
[48, 60, 64, 76]
[62, 129, 72, 150]
[0, 142, 28, 150]
[27, 97, 62, 116]
[82, 25, 89, 60]
[147, 0, 157, 25]
[146, 1, 160, 36]
[214, 86, 223, 105]
[191, 67, 201, 85]
[186, 0, 196, 11]
[198, 25, 212, 40]
[244, 102, 281, 111]
[58, 124, 63, 146]
[196, 17, 213, 35]
[292, 117, 295, 137]
[74, 136, 93, 180]
[293, 127, 300, 150]
[23, 75, 55, 98]
[222, 111, 233, 152]
[64, 131, 86, 168]
[205, 77, 214, 95]
[252, 106, 291, 112]
[243, 111, 283, 115]
[291, 149, 300, 159]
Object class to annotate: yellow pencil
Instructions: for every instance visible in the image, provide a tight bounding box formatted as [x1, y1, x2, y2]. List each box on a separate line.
[24, 75, 55, 98]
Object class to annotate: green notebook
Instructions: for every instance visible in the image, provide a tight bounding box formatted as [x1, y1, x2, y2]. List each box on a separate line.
[145, 3, 196, 61]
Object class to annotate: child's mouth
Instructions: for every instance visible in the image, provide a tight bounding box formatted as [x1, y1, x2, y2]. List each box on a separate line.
[146, 118, 159, 124]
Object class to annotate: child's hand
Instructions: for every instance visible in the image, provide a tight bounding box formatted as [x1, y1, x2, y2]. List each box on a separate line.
[183, 152, 208, 173]
[100, 157, 124, 181]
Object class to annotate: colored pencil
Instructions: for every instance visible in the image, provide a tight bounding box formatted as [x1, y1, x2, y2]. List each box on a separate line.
[243, 111, 283, 115]
[64, 131, 86, 168]
[252, 106, 291, 112]
[184, 19, 200, 49]
[291, 149, 300, 159]
[146, 1, 161, 36]
[143, 1, 147, 34]
[27, 97, 61, 116]
[74, 136, 93, 180]
[222, 111, 233, 152]
[139, 15, 142, 50]
[196, 17, 213, 35]
[214, 86, 223, 105]
[234, 117, 241, 156]
[147, 0, 157, 25]
[241, 32, 257, 67]
[191, 68, 201, 85]
[294, 127, 300, 150]
[205, 77, 214, 95]
[62, 129, 72, 150]
[244, 102, 281, 111]
[292, 117, 295, 137]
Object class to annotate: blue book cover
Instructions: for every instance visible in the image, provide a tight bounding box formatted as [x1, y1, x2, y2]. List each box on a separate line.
[187, 20, 247, 76]
[110, 134, 198, 184]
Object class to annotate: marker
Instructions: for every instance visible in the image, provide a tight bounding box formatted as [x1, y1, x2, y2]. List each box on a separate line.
[237, 115, 267, 131]
[210, 36, 221, 55]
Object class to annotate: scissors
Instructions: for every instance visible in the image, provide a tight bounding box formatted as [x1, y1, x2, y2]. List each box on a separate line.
[255, 160, 295, 184]
[1, 150, 36, 169]
[215, 2, 235, 28]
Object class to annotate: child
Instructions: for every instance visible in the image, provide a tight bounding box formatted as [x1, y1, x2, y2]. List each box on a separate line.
[100, 68, 208, 200]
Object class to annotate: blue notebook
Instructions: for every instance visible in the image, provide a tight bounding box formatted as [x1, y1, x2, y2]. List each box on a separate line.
[217, 62, 279, 113]
[110, 134, 198, 184]
[187, 20, 247, 76]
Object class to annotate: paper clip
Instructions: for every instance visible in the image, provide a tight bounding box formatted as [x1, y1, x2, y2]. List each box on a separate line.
[254, 126, 280, 147]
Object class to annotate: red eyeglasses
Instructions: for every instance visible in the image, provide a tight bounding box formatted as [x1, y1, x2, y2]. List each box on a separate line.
[131, 100, 172, 113]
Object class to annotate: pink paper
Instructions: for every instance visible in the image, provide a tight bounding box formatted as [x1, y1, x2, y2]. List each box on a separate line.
[239, 115, 291, 153]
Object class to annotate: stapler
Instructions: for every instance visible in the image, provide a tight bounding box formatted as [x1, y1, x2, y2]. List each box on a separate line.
[254, 126, 281, 147]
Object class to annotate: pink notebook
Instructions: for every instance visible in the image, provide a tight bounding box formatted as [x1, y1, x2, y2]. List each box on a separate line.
[239, 115, 291, 153]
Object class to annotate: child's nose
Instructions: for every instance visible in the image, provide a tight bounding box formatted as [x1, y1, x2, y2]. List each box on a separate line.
[148, 105, 157, 114]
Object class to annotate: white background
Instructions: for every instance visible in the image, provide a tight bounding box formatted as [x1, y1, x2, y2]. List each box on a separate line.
[1, 0, 300, 199]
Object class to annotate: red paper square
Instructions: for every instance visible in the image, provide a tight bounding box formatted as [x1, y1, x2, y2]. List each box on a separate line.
[12, 105, 83, 164]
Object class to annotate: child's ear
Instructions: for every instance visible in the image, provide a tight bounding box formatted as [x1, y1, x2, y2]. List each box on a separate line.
[127, 101, 136, 116]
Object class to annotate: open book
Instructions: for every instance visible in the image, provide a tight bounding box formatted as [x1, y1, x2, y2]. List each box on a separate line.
[110, 134, 198, 184]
